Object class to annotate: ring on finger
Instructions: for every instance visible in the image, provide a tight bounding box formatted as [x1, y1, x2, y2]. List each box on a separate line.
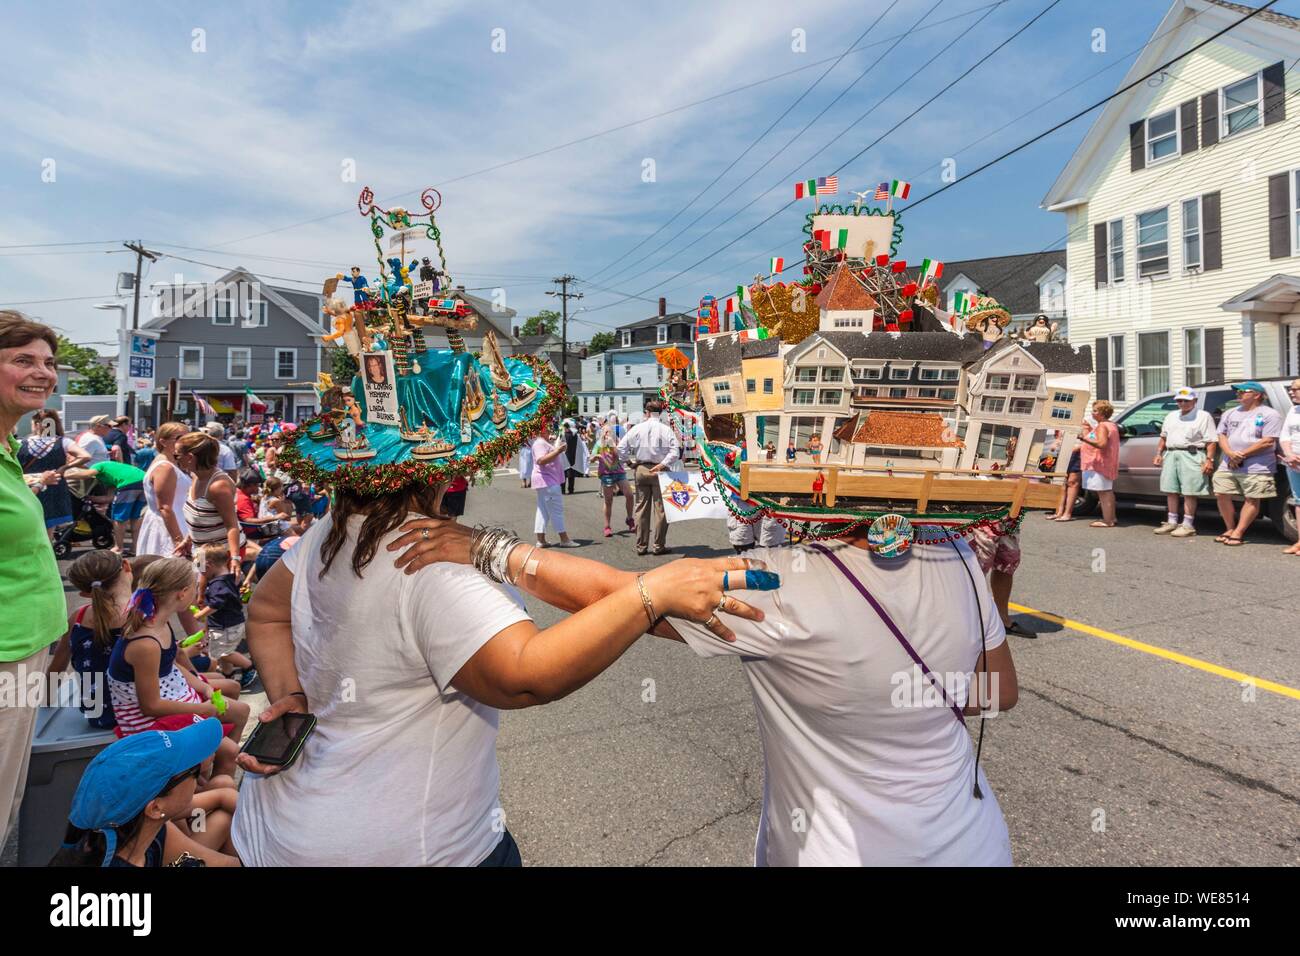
[705, 614, 720, 629]
[714, 595, 728, 614]
[421, 527, 431, 540]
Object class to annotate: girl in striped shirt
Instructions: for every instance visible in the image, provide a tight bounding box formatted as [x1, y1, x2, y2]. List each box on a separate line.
[106, 557, 249, 786]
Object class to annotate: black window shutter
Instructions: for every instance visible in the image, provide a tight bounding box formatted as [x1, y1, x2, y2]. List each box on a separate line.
[1264, 61, 1286, 126]
[1268, 171, 1291, 259]
[1180, 99, 1199, 154]
[1094, 222, 1108, 288]
[1200, 92, 1219, 147]
[1204, 327, 1224, 383]
[1094, 337, 1110, 400]
[1129, 121, 1146, 172]
[1202, 191, 1222, 271]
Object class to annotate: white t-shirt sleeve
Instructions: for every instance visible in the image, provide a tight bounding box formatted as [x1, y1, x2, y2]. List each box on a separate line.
[402, 564, 532, 691]
[951, 538, 1006, 653]
[1283, 409, 1300, 452]
[60, 437, 77, 454]
[280, 514, 328, 576]
[668, 547, 788, 660]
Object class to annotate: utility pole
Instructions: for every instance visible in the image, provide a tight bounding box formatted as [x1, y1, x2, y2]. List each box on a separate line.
[122, 242, 159, 425]
[546, 275, 583, 395]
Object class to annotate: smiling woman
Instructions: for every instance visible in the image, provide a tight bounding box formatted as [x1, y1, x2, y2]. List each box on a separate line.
[0, 309, 71, 850]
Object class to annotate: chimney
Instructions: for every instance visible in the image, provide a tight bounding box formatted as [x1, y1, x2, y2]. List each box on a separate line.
[513, 326, 520, 338]
[658, 297, 666, 318]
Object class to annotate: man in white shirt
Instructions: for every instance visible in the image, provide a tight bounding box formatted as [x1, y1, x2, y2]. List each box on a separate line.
[1153, 387, 1219, 537]
[76, 415, 112, 465]
[205, 421, 240, 478]
[616, 400, 679, 555]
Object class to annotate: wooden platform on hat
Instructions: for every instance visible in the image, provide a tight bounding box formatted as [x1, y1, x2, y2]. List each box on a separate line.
[738, 462, 1064, 517]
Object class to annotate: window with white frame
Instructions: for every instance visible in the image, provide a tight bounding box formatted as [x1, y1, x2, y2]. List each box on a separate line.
[746, 378, 756, 393]
[656, 324, 667, 344]
[763, 378, 774, 394]
[938, 388, 957, 400]
[211, 288, 234, 325]
[1109, 334, 1127, 402]
[1053, 390, 1074, 403]
[851, 365, 883, 381]
[1013, 374, 1040, 392]
[941, 368, 960, 381]
[856, 386, 879, 397]
[275, 348, 297, 379]
[1146, 108, 1179, 164]
[821, 367, 844, 382]
[1184, 327, 1205, 386]
[1108, 219, 1125, 283]
[795, 367, 818, 382]
[1009, 397, 1035, 415]
[713, 381, 730, 393]
[819, 389, 843, 405]
[1051, 406, 1073, 420]
[715, 393, 733, 406]
[919, 367, 941, 381]
[986, 373, 1011, 391]
[792, 389, 815, 405]
[918, 387, 938, 398]
[227, 347, 250, 380]
[889, 366, 911, 380]
[621, 331, 631, 347]
[1138, 330, 1170, 397]
[1136, 207, 1169, 277]
[1221, 72, 1262, 138]
[833, 317, 865, 328]
[242, 300, 267, 327]
[1292, 169, 1300, 256]
[889, 387, 909, 398]
[179, 347, 204, 379]
[980, 396, 1006, 414]
[1182, 197, 1202, 270]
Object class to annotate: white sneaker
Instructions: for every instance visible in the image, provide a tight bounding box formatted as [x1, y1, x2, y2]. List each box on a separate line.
[1170, 525, 1196, 537]
[1154, 522, 1178, 534]
[558, 540, 581, 548]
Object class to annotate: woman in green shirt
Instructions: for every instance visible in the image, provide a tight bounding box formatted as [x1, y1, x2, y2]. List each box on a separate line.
[0, 311, 71, 849]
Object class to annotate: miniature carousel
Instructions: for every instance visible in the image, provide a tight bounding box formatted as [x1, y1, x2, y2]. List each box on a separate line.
[673, 186, 1093, 551]
[278, 186, 563, 493]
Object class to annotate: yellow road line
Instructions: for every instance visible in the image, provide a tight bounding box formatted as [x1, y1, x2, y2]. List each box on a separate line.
[1008, 602, 1300, 702]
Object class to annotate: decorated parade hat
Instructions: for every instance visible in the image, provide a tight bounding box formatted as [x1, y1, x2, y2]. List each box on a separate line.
[278, 187, 562, 495]
[672, 199, 1092, 556]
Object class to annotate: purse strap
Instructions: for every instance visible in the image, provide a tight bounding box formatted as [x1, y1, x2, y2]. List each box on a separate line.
[808, 543, 966, 726]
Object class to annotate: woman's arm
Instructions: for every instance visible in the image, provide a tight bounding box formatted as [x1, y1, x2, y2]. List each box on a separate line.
[63, 442, 91, 470]
[151, 465, 184, 546]
[48, 625, 72, 674]
[964, 641, 1018, 715]
[206, 479, 244, 575]
[536, 444, 565, 465]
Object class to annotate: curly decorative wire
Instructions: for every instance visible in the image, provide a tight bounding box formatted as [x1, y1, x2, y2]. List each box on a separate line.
[357, 185, 453, 289]
[357, 186, 377, 218]
[420, 187, 442, 214]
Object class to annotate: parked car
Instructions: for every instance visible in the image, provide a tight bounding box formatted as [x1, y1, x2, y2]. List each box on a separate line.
[1072, 377, 1297, 543]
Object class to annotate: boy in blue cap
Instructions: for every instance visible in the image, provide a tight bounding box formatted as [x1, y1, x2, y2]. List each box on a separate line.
[50, 718, 240, 867]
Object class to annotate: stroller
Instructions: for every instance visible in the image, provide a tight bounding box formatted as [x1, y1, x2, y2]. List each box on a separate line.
[52, 487, 115, 559]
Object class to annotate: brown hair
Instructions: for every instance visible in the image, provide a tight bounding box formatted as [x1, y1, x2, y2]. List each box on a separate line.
[124, 558, 195, 636]
[1092, 399, 1114, 420]
[32, 409, 64, 437]
[321, 484, 445, 579]
[154, 421, 189, 451]
[202, 544, 231, 569]
[175, 431, 219, 470]
[66, 550, 128, 650]
[0, 310, 59, 355]
[264, 476, 284, 495]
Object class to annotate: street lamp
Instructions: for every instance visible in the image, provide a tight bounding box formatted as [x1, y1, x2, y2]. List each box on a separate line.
[94, 302, 128, 417]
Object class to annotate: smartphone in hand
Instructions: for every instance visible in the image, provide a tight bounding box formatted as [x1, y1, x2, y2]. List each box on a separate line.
[240, 712, 317, 770]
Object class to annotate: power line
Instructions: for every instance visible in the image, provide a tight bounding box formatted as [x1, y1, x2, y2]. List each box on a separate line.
[203, 2, 1008, 252]
[587, 0, 904, 282]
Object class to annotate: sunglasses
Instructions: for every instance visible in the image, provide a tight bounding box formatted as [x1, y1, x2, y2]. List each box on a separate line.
[163, 765, 202, 792]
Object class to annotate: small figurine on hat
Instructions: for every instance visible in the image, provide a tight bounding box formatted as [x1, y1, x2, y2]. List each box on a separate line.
[338, 267, 372, 305]
[811, 470, 826, 506]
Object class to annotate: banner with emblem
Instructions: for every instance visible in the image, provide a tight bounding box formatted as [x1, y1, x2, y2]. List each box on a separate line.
[657, 470, 730, 523]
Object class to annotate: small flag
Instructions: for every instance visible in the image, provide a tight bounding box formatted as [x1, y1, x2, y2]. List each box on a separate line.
[794, 178, 818, 199]
[724, 295, 738, 313]
[244, 388, 267, 413]
[874, 182, 890, 201]
[835, 228, 849, 250]
[193, 392, 215, 419]
[890, 180, 911, 200]
[814, 229, 830, 251]
[769, 257, 784, 274]
[736, 284, 751, 303]
[817, 175, 838, 195]
[919, 258, 944, 285]
[952, 291, 979, 314]
[738, 327, 770, 342]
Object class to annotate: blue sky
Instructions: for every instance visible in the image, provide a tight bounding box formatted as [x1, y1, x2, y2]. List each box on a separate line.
[3, 0, 1298, 349]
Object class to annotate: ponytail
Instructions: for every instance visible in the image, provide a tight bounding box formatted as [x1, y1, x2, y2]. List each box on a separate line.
[66, 550, 127, 651]
[123, 558, 196, 638]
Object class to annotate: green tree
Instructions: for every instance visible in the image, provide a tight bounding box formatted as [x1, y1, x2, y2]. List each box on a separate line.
[330, 347, 359, 384]
[587, 331, 615, 355]
[520, 309, 560, 337]
[57, 335, 117, 396]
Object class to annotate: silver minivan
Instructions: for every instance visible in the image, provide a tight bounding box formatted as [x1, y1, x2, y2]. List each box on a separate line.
[1075, 377, 1298, 542]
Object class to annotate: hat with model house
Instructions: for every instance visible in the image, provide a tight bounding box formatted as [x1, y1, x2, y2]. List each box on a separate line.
[277, 187, 562, 496]
[1173, 387, 1197, 401]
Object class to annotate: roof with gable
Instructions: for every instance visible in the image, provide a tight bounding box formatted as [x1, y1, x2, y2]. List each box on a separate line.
[695, 332, 744, 378]
[909, 251, 1066, 316]
[852, 410, 962, 448]
[968, 338, 1094, 375]
[815, 265, 879, 312]
[1205, 0, 1300, 32]
[144, 266, 323, 336]
[804, 330, 987, 363]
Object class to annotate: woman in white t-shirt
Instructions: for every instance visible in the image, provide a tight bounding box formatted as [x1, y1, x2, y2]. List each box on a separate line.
[395, 520, 1020, 866]
[231, 482, 760, 867]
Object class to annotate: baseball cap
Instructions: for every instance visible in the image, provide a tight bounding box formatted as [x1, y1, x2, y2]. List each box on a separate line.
[68, 718, 223, 865]
[1231, 381, 1266, 394]
[88, 414, 112, 427]
[1173, 387, 1197, 402]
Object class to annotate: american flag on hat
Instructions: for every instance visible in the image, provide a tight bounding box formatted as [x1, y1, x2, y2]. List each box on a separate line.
[873, 182, 890, 201]
[816, 175, 838, 195]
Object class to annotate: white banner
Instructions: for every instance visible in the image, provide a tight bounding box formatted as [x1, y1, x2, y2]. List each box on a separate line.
[360, 351, 400, 427]
[388, 227, 425, 251]
[658, 470, 730, 523]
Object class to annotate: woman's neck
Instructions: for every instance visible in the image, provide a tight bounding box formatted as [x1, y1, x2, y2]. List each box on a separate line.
[0, 411, 19, 444]
[118, 819, 164, 866]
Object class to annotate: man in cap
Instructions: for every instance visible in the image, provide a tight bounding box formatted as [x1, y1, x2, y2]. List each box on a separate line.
[77, 414, 113, 465]
[1213, 382, 1282, 546]
[1152, 387, 1218, 537]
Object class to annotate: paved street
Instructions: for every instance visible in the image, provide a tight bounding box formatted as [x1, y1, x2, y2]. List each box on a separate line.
[471, 472, 1300, 866]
